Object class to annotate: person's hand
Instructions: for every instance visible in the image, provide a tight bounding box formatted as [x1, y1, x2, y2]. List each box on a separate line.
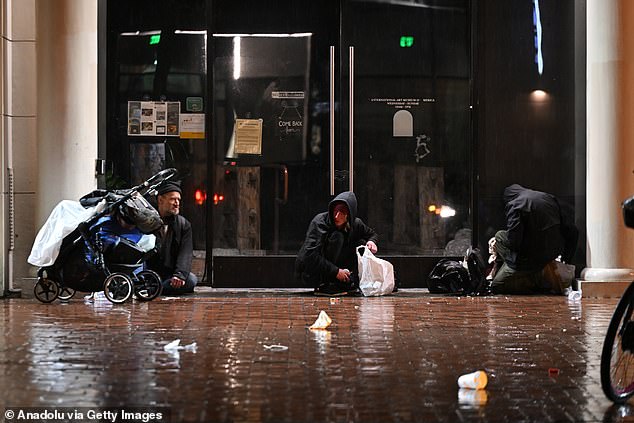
[336, 268, 351, 282]
[170, 276, 185, 289]
[366, 241, 378, 254]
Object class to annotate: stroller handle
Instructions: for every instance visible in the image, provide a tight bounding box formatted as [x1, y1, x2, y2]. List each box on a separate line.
[107, 168, 178, 214]
[143, 168, 178, 187]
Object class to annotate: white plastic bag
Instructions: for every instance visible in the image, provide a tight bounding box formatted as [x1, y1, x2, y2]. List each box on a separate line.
[27, 200, 105, 267]
[356, 246, 395, 296]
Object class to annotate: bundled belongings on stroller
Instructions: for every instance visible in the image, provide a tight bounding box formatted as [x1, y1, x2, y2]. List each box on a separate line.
[28, 168, 178, 304]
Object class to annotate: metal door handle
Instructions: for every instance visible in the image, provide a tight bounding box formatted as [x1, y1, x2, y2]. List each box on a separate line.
[281, 165, 288, 205]
[330, 45, 335, 195]
[349, 46, 354, 192]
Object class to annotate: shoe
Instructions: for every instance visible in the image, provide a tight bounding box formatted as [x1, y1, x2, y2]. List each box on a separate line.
[314, 284, 348, 297]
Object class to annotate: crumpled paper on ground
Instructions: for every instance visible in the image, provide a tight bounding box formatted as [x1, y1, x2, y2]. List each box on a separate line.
[263, 344, 289, 351]
[309, 310, 332, 330]
[163, 339, 197, 353]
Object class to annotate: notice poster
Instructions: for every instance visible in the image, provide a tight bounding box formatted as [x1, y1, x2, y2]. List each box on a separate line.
[127, 101, 181, 137]
[167, 102, 180, 136]
[140, 102, 155, 135]
[234, 119, 263, 155]
[180, 113, 205, 139]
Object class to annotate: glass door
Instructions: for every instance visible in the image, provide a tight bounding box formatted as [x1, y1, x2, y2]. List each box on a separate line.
[210, 0, 472, 287]
[342, 0, 472, 256]
[210, 0, 340, 286]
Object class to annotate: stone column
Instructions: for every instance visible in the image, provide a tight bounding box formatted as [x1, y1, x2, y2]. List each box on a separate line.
[2, 0, 38, 295]
[583, 0, 634, 282]
[35, 0, 98, 225]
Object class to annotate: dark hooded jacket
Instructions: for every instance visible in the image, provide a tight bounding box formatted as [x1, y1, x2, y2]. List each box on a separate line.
[147, 214, 193, 281]
[502, 184, 578, 271]
[295, 191, 378, 281]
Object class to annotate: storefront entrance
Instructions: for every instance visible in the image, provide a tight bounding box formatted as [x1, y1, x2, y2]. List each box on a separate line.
[210, 0, 472, 287]
[104, 0, 473, 287]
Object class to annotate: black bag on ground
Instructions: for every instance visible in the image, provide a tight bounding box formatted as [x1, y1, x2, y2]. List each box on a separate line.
[427, 248, 489, 295]
[427, 259, 473, 294]
[465, 247, 488, 294]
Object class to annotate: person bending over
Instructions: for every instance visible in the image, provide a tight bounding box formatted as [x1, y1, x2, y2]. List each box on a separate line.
[491, 184, 578, 294]
[295, 191, 378, 297]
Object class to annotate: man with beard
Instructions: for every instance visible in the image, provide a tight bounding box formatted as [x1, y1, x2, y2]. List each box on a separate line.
[147, 181, 197, 295]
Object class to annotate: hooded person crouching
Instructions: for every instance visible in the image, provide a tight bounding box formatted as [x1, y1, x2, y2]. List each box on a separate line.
[295, 191, 378, 296]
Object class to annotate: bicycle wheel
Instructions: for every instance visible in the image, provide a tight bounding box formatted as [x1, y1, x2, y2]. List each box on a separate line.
[601, 282, 634, 402]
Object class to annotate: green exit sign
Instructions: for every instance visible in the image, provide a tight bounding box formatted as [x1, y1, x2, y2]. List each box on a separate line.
[400, 36, 414, 48]
[149, 34, 161, 45]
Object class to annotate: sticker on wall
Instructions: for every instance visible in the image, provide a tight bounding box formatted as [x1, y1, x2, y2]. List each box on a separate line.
[393, 110, 413, 137]
[273, 91, 304, 143]
[186, 97, 203, 112]
[180, 114, 205, 139]
[414, 134, 431, 163]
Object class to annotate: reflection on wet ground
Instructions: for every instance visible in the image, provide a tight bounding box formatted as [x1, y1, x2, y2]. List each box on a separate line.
[0, 292, 630, 422]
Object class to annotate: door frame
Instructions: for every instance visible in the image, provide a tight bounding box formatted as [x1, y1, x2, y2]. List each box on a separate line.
[205, 0, 476, 288]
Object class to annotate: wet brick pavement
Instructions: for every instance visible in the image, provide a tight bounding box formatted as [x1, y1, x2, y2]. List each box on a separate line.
[0, 290, 632, 422]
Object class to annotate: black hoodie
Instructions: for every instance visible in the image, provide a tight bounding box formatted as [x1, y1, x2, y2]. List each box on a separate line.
[502, 184, 578, 270]
[295, 191, 378, 281]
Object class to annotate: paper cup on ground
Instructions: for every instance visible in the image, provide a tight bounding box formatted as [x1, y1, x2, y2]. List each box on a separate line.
[457, 370, 488, 390]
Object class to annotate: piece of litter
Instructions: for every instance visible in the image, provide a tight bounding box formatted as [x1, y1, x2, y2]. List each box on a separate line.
[309, 310, 332, 330]
[163, 339, 197, 353]
[263, 344, 289, 351]
[329, 298, 340, 304]
[164, 339, 181, 350]
[548, 367, 560, 376]
[567, 289, 582, 301]
[457, 370, 488, 390]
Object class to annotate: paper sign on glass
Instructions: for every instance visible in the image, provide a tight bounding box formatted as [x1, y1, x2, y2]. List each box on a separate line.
[234, 119, 263, 155]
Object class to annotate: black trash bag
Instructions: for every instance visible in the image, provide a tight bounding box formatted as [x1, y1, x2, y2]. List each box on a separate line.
[427, 259, 472, 294]
[428, 248, 490, 295]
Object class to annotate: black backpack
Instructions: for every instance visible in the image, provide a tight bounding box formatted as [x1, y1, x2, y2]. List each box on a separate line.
[427, 248, 488, 295]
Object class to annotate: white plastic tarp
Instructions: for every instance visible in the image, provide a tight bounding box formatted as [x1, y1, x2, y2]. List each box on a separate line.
[27, 200, 106, 267]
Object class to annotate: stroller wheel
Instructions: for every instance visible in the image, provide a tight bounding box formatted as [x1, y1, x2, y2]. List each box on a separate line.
[103, 273, 133, 304]
[134, 270, 163, 301]
[34, 278, 60, 303]
[58, 286, 76, 301]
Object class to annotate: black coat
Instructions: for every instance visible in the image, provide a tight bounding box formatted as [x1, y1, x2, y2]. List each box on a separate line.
[295, 191, 378, 280]
[147, 214, 193, 280]
[503, 184, 578, 271]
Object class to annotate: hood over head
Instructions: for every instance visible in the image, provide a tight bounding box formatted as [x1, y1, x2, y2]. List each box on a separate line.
[503, 184, 527, 204]
[328, 191, 357, 225]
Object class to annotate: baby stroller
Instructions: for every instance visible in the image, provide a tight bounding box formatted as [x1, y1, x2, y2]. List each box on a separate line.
[28, 168, 178, 304]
